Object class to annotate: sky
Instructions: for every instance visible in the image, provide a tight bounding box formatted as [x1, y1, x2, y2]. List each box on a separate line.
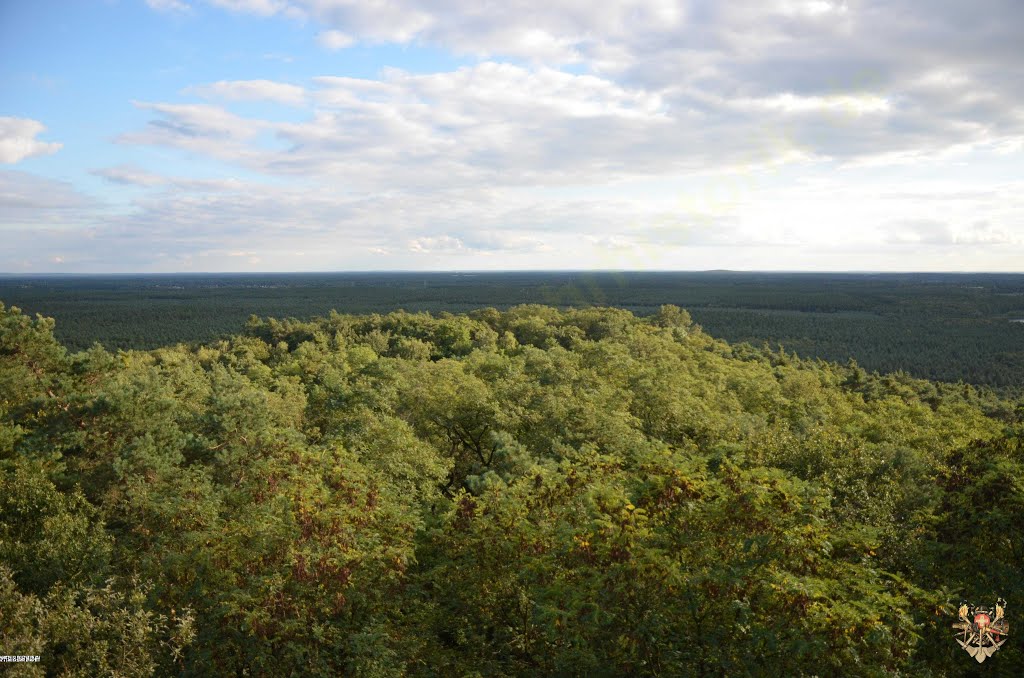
[1, 0, 1023, 273]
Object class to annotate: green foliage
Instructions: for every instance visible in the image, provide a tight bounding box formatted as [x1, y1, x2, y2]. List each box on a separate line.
[0, 460, 112, 594]
[0, 566, 193, 678]
[1, 301, 1021, 675]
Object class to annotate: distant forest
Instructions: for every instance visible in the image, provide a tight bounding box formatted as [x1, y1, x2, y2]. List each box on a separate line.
[2, 272, 1023, 389]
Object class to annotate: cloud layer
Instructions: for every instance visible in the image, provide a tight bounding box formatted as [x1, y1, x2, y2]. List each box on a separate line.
[0, 118, 63, 164]
[3, 0, 1023, 271]
[118, 0, 1024, 182]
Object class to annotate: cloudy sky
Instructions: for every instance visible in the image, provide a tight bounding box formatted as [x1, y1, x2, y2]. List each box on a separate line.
[2, 0, 1022, 272]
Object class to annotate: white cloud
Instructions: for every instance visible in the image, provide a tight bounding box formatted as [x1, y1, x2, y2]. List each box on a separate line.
[207, 0, 286, 16]
[586, 234, 640, 251]
[128, 102, 262, 139]
[0, 118, 62, 164]
[748, 93, 891, 116]
[119, 0, 1024, 194]
[5, 172, 1023, 271]
[91, 165, 249, 193]
[317, 30, 354, 50]
[14, 0, 1024, 271]
[0, 170, 100, 237]
[92, 165, 167, 187]
[881, 214, 1022, 247]
[125, 63, 681, 192]
[118, 102, 268, 166]
[0, 170, 95, 211]
[406, 232, 551, 256]
[777, 0, 848, 17]
[409, 235, 471, 254]
[145, 0, 191, 13]
[188, 79, 307, 106]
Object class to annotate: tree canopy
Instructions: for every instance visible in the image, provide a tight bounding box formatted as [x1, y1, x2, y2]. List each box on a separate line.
[1, 301, 1021, 676]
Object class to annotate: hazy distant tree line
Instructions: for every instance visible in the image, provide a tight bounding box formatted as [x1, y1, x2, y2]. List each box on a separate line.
[2, 301, 1023, 675]
[1, 273, 1023, 390]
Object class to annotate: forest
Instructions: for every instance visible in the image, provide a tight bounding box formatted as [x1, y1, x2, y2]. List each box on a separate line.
[2, 300, 1022, 676]
[2, 272, 1024, 389]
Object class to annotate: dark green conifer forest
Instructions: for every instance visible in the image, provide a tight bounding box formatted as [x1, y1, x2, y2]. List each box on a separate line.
[3, 272, 1023, 390]
[2, 301, 1022, 676]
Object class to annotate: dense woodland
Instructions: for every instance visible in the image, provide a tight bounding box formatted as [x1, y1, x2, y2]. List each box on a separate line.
[2, 300, 1023, 676]
[2, 272, 1024, 389]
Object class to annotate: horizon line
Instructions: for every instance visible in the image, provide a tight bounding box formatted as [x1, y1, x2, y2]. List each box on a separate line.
[3, 269, 1024, 277]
